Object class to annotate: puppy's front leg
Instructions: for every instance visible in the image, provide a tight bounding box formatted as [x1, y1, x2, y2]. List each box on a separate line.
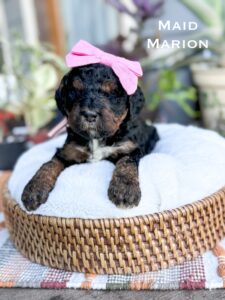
[22, 142, 89, 211]
[108, 150, 141, 208]
[22, 158, 65, 211]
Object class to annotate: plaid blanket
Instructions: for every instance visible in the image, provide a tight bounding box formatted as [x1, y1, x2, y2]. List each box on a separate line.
[0, 173, 224, 290]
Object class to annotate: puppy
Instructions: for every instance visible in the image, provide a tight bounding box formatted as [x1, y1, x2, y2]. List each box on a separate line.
[22, 63, 159, 211]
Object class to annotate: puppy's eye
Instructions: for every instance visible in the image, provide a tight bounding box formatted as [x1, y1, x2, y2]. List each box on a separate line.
[73, 79, 84, 90]
[101, 81, 117, 93]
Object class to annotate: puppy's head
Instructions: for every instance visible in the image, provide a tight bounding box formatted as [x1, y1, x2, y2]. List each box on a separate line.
[55, 63, 144, 139]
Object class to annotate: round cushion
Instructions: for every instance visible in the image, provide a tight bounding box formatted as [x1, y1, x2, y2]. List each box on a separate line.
[8, 124, 225, 219]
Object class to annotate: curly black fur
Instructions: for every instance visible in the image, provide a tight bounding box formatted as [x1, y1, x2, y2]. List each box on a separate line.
[22, 63, 159, 211]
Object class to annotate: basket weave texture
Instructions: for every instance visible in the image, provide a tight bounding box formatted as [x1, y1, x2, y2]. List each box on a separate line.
[3, 185, 225, 274]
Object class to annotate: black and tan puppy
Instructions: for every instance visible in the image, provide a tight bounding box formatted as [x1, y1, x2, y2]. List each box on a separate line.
[22, 63, 159, 211]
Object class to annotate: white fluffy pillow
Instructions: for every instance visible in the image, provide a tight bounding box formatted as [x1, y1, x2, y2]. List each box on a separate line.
[8, 124, 225, 219]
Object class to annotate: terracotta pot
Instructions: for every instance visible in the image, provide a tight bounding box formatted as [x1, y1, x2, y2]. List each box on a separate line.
[191, 64, 225, 135]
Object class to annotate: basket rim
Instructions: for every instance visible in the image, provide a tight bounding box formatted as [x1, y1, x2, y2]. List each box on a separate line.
[4, 182, 225, 223]
[3, 181, 225, 274]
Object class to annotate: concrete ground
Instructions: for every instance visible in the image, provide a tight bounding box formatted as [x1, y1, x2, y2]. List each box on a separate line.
[0, 289, 225, 300]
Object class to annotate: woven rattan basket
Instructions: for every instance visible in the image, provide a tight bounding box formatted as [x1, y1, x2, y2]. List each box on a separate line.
[3, 184, 225, 274]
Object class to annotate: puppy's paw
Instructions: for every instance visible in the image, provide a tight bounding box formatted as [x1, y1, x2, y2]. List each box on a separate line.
[108, 174, 141, 208]
[22, 179, 52, 211]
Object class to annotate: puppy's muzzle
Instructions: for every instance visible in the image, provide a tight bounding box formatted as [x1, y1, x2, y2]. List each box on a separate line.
[81, 110, 98, 123]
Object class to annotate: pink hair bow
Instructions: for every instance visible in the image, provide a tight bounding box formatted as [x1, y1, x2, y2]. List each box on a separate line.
[66, 40, 143, 95]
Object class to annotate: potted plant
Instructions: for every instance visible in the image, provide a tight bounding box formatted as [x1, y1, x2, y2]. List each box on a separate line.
[180, 0, 225, 135]
[0, 40, 66, 169]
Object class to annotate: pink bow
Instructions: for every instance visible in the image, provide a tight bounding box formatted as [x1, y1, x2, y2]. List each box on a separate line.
[66, 40, 143, 95]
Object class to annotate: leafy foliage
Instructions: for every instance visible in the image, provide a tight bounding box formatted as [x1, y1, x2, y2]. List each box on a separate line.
[1, 40, 66, 134]
[180, 0, 225, 66]
[147, 70, 199, 118]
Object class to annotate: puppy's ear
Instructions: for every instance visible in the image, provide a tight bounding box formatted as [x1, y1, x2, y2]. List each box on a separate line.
[55, 74, 69, 116]
[129, 86, 145, 120]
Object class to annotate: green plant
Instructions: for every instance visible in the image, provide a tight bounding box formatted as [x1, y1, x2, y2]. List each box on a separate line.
[147, 70, 199, 118]
[1, 39, 66, 134]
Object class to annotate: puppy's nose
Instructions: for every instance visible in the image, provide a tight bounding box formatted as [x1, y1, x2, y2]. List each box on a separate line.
[81, 110, 97, 122]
